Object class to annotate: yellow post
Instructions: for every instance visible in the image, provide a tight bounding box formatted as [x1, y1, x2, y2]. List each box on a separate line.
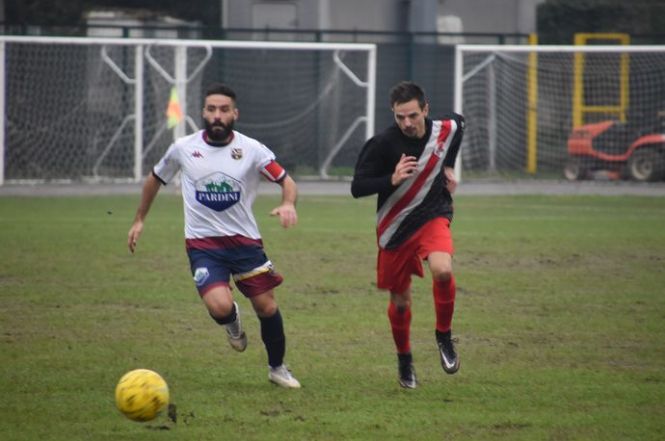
[573, 33, 630, 127]
[527, 33, 538, 174]
[573, 34, 586, 128]
[620, 49, 629, 122]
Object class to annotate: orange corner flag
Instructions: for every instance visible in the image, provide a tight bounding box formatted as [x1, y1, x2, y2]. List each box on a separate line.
[166, 87, 184, 128]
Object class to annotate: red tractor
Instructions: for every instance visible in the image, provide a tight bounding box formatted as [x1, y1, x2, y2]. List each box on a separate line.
[564, 116, 665, 182]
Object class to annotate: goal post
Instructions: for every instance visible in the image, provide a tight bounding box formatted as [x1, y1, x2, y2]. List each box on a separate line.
[0, 36, 376, 185]
[454, 44, 665, 181]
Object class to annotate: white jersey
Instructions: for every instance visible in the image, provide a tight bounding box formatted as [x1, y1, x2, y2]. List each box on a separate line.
[153, 130, 285, 240]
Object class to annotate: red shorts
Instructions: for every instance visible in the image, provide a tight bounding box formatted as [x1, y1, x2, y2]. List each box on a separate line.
[376, 217, 453, 294]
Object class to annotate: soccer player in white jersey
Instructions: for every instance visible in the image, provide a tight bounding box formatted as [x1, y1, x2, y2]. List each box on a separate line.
[351, 81, 464, 389]
[128, 83, 300, 388]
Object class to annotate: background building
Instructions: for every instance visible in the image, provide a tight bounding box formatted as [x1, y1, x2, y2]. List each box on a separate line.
[220, 0, 542, 40]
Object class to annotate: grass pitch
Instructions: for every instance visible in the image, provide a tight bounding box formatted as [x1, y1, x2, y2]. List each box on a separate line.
[1, 193, 664, 440]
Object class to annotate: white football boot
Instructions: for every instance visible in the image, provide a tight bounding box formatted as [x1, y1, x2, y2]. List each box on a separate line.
[268, 364, 301, 389]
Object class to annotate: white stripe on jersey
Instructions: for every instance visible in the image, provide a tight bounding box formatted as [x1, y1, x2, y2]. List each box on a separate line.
[376, 119, 458, 249]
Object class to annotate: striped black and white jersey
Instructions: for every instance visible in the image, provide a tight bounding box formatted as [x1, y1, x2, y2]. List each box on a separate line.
[351, 115, 464, 249]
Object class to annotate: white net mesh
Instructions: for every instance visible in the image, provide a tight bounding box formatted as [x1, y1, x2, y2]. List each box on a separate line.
[2, 38, 374, 183]
[5, 43, 137, 181]
[458, 46, 665, 181]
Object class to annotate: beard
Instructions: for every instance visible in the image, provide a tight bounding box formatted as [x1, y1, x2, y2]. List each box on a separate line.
[204, 119, 234, 142]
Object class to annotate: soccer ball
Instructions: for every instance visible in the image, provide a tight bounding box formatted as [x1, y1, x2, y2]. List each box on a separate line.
[115, 369, 169, 422]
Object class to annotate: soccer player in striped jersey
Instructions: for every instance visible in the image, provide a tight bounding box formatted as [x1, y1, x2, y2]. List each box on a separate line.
[351, 81, 464, 389]
[128, 83, 300, 388]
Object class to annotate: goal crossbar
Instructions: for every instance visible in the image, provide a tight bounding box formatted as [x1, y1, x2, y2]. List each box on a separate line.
[0, 36, 376, 185]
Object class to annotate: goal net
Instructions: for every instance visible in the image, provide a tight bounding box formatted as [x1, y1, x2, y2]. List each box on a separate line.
[455, 45, 665, 181]
[0, 37, 376, 184]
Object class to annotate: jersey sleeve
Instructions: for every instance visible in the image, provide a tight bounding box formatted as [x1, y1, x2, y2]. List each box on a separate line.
[255, 143, 287, 182]
[442, 113, 465, 168]
[152, 143, 181, 184]
[261, 160, 287, 183]
[351, 136, 394, 198]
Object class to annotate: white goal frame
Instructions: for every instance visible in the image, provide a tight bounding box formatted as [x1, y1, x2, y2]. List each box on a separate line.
[0, 36, 377, 185]
[454, 44, 665, 182]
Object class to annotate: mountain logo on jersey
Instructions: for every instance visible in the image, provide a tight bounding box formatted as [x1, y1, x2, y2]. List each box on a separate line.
[195, 172, 241, 212]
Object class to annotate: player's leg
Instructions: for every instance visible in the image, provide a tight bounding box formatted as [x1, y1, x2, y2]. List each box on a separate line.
[200, 283, 235, 316]
[247, 289, 301, 388]
[232, 248, 300, 389]
[188, 249, 248, 352]
[201, 285, 247, 352]
[428, 251, 460, 374]
[389, 288, 417, 389]
[249, 289, 284, 370]
[428, 251, 455, 333]
[378, 244, 420, 388]
[388, 289, 413, 355]
[420, 217, 460, 374]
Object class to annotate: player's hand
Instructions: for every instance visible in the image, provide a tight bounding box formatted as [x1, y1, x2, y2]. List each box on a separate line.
[270, 203, 298, 228]
[127, 221, 144, 253]
[444, 167, 457, 194]
[391, 154, 418, 186]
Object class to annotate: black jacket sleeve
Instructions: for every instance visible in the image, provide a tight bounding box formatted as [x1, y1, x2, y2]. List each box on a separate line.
[351, 136, 394, 198]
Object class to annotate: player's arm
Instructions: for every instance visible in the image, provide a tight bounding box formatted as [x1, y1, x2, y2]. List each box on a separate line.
[442, 113, 465, 168]
[351, 138, 389, 198]
[261, 160, 297, 228]
[442, 114, 464, 194]
[351, 138, 411, 198]
[128, 172, 163, 253]
[352, 145, 416, 197]
[443, 166, 457, 194]
[270, 174, 298, 228]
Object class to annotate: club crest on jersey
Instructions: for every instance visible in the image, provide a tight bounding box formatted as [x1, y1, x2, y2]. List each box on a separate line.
[195, 172, 241, 212]
[231, 148, 243, 160]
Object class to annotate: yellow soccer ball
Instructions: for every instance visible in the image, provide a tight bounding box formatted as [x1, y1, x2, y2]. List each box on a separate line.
[115, 369, 169, 422]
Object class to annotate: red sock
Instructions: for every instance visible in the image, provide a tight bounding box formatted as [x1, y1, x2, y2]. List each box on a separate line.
[433, 275, 456, 333]
[387, 301, 411, 354]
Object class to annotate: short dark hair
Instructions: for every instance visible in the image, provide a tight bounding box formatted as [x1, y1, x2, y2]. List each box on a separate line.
[389, 81, 426, 109]
[205, 83, 236, 102]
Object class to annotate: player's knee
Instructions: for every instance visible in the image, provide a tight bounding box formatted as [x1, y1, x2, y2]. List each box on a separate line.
[207, 302, 235, 324]
[201, 285, 234, 314]
[251, 291, 278, 317]
[390, 292, 411, 310]
[254, 302, 277, 317]
[391, 300, 410, 312]
[431, 267, 453, 282]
